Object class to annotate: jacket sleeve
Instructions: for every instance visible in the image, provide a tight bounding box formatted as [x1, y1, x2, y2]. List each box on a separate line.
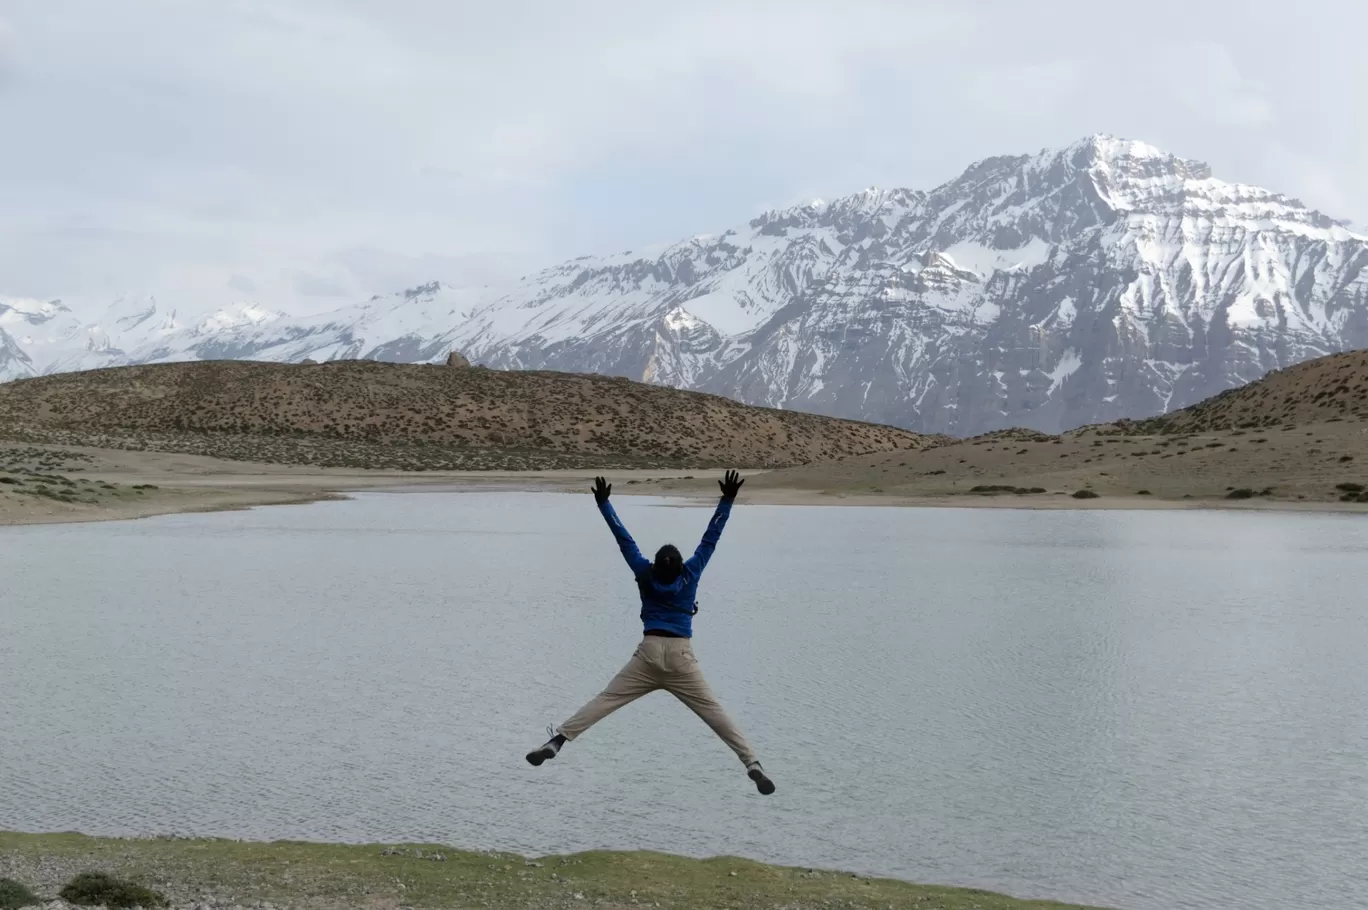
[599, 500, 651, 575]
[684, 497, 732, 575]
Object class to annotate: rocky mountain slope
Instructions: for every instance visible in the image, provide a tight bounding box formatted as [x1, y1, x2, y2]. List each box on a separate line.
[0, 359, 928, 471]
[5, 134, 1367, 435]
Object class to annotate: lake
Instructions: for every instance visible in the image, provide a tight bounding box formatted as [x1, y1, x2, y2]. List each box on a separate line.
[2, 492, 1366, 910]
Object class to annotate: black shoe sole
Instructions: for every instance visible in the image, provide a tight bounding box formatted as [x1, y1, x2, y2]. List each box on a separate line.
[526, 748, 556, 767]
[748, 768, 776, 795]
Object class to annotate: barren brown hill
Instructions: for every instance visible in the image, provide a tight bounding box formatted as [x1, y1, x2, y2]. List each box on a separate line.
[652, 350, 1368, 508]
[1126, 349, 1368, 433]
[0, 360, 930, 471]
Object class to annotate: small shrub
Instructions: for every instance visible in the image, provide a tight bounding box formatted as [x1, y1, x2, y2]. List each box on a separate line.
[1136, 490, 1152, 495]
[1071, 489, 1100, 499]
[59, 872, 166, 909]
[1335, 483, 1364, 493]
[0, 878, 40, 910]
[1339, 456, 1355, 463]
[1226, 488, 1256, 500]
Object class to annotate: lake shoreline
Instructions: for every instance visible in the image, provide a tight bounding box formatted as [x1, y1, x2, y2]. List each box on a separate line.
[0, 830, 1107, 910]
[4, 451, 1368, 528]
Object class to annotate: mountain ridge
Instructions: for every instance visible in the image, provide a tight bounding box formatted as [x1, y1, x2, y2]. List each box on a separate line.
[0, 359, 930, 471]
[5, 134, 1367, 435]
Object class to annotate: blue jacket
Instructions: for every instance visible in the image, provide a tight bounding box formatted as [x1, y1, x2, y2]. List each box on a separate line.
[598, 497, 733, 638]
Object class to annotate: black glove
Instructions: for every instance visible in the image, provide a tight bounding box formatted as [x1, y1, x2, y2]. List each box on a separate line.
[719, 469, 744, 500]
[592, 476, 612, 506]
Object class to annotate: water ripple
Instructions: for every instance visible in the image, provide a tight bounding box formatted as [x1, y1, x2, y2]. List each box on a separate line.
[3, 494, 1368, 910]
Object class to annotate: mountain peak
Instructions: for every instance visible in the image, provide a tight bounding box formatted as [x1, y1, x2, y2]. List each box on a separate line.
[950, 135, 1213, 203]
[1064, 133, 1212, 180]
[402, 280, 446, 300]
[194, 302, 284, 335]
[1072, 133, 1172, 161]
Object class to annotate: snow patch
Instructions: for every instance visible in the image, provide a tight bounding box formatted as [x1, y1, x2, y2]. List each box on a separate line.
[663, 307, 707, 333]
[940, 238, 1052, 277]
[196, 302, 284, 334]
[1048, 349, 1082, 392]
[0, 296, 69, 325]
[674, 291, 763, 337]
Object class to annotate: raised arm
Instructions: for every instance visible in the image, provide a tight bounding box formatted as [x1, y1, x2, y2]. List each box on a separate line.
[593, 476, 650, 575]
[684, 470, 743, 575]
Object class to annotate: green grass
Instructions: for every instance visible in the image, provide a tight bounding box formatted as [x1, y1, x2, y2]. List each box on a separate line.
[59, 871, 166, 908]
[0, 877, 39, 910]
[0, 832, 1107, 910]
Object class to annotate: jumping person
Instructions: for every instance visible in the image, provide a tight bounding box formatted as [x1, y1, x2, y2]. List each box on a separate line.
[525, 470, 774, 795]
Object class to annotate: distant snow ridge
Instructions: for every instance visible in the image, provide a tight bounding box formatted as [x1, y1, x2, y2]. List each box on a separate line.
[6, 134, 1368, 434]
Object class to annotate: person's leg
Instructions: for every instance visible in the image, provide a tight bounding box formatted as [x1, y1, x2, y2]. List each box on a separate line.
[661, 641, 773, 793]
[558, 645, 660, 740]
[527, 640, 661, 765]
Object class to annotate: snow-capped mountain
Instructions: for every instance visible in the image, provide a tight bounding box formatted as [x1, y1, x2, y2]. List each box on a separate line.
[0, 295, 283, 382]
[6, 134, 1368, 434]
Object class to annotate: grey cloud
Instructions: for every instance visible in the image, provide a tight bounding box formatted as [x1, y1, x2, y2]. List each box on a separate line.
[0, 18, 17, 86]
[292, 272, 350, 298]
[2, 0, 1366, 311]
[332, 247, 525, 295]
[228, 274, 258, 294]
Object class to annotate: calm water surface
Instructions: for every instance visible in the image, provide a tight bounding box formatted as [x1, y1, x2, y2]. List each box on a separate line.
[2, 493, 1367, 910]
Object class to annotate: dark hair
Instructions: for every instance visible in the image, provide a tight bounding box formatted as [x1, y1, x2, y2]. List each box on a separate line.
[649, 544, 683, 584]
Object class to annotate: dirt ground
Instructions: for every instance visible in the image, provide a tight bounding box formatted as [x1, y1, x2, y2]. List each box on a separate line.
[6, 419, 1368, 527]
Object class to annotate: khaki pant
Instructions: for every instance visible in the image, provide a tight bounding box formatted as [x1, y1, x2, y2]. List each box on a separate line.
[558, 636, 758, 767]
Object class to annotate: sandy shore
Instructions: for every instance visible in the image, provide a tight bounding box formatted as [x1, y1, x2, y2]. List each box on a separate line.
[0, 443, 714, 527]
[4, 440, 1366, 528]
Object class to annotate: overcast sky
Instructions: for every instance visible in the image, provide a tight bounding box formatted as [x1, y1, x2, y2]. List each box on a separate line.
[2, 0, 1365, 315]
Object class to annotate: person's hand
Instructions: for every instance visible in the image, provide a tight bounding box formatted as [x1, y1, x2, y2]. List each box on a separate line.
[719, 469, 744, 500]
[592, 476, 612, 506]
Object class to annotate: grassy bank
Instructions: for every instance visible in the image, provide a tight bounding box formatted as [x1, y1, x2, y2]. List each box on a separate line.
[0, 832, 1105, 910]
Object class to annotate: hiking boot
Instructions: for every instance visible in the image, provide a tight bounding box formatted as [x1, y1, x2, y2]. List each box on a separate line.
[526, 727, 566, 767]
[746, 761, 775, 795]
